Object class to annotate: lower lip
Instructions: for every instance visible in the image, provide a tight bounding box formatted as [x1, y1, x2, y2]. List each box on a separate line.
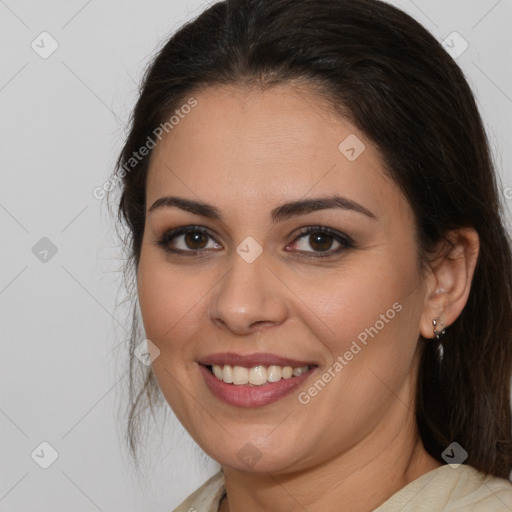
[199, 364, 315, 408]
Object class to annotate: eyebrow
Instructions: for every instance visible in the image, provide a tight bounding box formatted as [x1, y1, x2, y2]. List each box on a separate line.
[148, 195, 377, 222]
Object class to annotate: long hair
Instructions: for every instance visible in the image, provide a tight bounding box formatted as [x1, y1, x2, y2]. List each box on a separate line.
[110, 0, 512, 478]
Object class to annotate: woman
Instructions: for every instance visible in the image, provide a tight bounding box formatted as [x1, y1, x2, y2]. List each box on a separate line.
[111, 0, 512, 510]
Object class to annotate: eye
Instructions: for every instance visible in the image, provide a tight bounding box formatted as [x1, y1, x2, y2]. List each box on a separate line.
[156, 225, 354, 259]
[287, 226, 354, 257]
[156, 226, 222, 254]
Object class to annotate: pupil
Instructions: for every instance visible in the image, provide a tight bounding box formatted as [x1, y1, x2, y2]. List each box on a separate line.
[310, 233, 332, 251]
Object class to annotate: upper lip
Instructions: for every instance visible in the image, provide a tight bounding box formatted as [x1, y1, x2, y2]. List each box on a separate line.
[198, 352, 316, 368]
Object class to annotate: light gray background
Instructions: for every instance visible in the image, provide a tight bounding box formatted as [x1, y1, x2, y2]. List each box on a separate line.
[1, 0, 511, 510]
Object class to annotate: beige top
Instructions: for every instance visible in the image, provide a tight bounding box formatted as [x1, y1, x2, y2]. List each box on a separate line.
[173, 464, 512, 511]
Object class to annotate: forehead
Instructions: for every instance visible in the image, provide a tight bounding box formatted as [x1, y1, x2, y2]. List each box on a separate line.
[146, 83, 409, 223]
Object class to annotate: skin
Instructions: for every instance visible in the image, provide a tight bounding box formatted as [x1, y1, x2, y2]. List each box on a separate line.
[137, 83, 479, 511]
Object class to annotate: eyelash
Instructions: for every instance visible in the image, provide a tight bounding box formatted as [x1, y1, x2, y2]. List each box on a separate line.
[156, 225, 355, 259]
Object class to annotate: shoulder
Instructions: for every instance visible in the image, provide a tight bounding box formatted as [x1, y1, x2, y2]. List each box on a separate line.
[457, 469, 512, 512]
[375, 464, 512, 512]
[172, 471, 225, 512]
[175, 465, 512, 511]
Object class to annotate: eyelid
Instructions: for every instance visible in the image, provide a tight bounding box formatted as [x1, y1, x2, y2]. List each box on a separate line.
[291, 225, 354, 245]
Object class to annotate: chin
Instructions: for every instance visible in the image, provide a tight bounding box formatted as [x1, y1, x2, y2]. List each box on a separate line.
[200, 437, 311, 475]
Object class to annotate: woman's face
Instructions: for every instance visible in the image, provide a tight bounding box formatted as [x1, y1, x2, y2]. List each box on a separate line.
[137, 84, 432, 473]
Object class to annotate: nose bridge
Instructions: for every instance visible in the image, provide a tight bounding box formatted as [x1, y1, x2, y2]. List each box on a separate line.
[209, 245, 287, 333]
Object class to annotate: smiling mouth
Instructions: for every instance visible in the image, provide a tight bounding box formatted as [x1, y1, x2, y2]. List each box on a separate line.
[198, 355, 318, 407]
[205, 364, 313, 386]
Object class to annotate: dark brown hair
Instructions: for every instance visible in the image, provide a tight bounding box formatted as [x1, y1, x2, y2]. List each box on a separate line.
[110, 0, 512, 478]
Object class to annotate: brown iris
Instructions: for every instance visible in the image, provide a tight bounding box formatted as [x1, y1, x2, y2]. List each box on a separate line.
[185, 231, 208, 250]
[308, 233, 334, 252]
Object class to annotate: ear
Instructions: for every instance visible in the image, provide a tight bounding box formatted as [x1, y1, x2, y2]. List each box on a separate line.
[419, 227, 480, 339]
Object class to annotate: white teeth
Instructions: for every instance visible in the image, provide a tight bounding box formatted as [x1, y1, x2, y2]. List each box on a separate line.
[222, 365, 234, 384]
[282, 366, 293, 379]
[233, 366, 249, 385]
[267, 365, 282, 382]
[213, 365, 223, 380]
[211, 364, 309, 385]
[249, 366, 267, 385]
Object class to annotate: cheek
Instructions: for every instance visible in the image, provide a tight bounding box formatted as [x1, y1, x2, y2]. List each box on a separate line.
[136, 251, 209, 352]
[286, 261, 424, 444]
[289, 255, 418, 358]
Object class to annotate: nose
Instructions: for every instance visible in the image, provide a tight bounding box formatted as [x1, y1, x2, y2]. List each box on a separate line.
[208, 250, 289, 335]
